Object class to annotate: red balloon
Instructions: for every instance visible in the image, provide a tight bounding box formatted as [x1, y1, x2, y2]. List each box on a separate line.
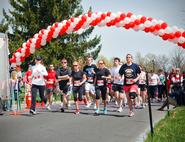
[127, 12, 133, 17]
[140, 16, 146, 23]
[182, 31, 185, 38]
[9, 58, 16, 63]
[54, 22, 58, 28]
[26, 42, 31, 48]
[29, 38, 33, 43]
[148, 17, 153, 21]
[20, 57, 25, 62]
[101, 13, 106, 20]
[177, 42, 183, 47]
[162, 34, 169, 40]
[128, 22, 135, 28]
[107, 11, 111, 16]
[150, 27, 155, 32]
[41, 29, 45, 34]
[38, 34, 43, 39]
[134, 19, 140, 25]
[81, 15, 87, 21]
[161, 22, 168, 29]
[124, 24, 130, 29]
[115, 17, 120, 23]
[120, 13, 126, 20]
[144, 28, 150, 33]
[88, 11, 92, 17]
[36, 39, 41, 48]
[17, 48, 21, 53]
[169, 33, 175, 39]
[182, 43, 185, 48]
[154, 24, 161, 31]
[174, 31, 181, 38]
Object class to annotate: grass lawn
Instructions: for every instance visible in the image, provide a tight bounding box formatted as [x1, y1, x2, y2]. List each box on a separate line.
[145, 107, 185, 142]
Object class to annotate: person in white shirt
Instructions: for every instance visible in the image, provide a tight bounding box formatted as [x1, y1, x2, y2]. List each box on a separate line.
[30, 56, 48, 115]
[148, 70, 159, 102]
[111, 57, 125, 112]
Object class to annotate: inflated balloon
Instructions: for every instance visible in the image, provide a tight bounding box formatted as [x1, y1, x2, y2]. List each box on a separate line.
[9, 11, 185, 65]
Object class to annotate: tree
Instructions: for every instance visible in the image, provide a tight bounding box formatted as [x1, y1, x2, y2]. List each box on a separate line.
[170, 48, 185, 71]
[1, 0, 101, 70]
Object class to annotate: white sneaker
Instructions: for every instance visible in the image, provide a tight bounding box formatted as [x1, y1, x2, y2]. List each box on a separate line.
[47, 105, 51, 111]
[85, 102, 92, 108]
[93, 104, 97, 110]
[117, 107, 123, 113]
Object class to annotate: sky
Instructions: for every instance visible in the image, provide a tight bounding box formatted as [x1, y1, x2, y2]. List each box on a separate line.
[0, 0, 185, 59]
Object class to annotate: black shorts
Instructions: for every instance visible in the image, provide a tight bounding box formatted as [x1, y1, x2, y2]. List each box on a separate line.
[112, 84, 124, 93]
[139, 84, 146, 91]
[59, 85, 69, 94]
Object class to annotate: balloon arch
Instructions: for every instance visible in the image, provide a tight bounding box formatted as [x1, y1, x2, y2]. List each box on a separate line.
[9, 11, 185, 66]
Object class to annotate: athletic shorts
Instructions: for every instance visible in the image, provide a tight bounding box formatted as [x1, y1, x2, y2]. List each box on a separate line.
[85, 82, 95, 94]
[59, 85, 69, 94]
[46, 88, 54, 94]
[112, 84, 124, 93]
[124, 84, 138, 93]
[139, 84, 146, 91]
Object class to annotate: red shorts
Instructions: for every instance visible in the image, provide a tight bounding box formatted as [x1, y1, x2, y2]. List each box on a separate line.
[124, 84, 138, 93]
[107, 83, 112, 90]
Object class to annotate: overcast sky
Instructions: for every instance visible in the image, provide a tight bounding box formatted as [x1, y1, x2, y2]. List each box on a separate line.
[1, 0, 185, 59]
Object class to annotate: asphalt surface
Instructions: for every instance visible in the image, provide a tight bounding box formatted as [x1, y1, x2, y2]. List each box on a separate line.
[0, 102, 166, 142]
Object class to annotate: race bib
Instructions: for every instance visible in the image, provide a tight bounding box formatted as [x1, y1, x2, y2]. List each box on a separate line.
[74, 80, 81, 86]
[87, 77, 93, 83]
[97, 80, 104, 86]
[139, 80, 145, 84]
[126, 79, 134, 85]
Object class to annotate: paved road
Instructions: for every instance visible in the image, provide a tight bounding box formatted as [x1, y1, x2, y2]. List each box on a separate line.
[0, 102, 166, 142]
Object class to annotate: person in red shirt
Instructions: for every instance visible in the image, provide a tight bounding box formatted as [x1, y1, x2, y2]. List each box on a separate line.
[45, 64, 57, 110]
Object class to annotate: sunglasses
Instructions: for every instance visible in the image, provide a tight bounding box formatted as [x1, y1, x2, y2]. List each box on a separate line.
[99, 62, 104, 64]
[126, 56, 132, 58]
[62, 62, 67, 64]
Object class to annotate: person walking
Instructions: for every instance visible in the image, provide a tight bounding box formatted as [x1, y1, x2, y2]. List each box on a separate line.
[30, 56, 48, 115]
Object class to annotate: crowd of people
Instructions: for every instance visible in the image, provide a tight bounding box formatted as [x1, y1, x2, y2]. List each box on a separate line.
[1, 54, 185, 117]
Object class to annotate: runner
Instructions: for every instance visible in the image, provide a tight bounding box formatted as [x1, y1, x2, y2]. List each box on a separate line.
[71, 61, 86, 114]
[158, 69, 165, 102]
[119, 54, 141, 117]
[138, 65, 147, 108]
[110, 57, 125, 112]
[30, 56, 48, 115]
[83, 55, 97, 108]
[94, 59, 111, 114]
[45, 64, 57, 111]
[148, 70, 159, 102]
[57, 58, 71, 112]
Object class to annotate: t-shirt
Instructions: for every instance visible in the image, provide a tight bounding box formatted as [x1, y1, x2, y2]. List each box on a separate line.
[57, 67, 71, 87]
[83, 64, 97, 83]
[95, 68, 110, 86]
[158, 74, 165, 85]
[111, 65, 123, 85]
[71, 70, 86, 86]
[45, 70, 57, 88]
[119, 63, 141, 86]
[139, 71, 146, 85]
[31, 64, 48, 86]
[149, 73, 159, 86]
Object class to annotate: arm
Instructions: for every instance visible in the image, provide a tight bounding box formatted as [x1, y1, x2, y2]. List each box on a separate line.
[80, 74, 87, 85]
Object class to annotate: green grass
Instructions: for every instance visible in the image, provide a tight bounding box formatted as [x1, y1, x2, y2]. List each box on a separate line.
[145, 107, 185, 142]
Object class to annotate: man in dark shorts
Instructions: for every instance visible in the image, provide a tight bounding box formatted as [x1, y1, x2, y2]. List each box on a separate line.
[57, 58, 71, 112]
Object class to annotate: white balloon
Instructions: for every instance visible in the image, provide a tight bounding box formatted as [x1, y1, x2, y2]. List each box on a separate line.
[16, 62, 21, 66]
[21, 48, 25, 53]
[130, 15, 136, 22]
[123, 17, 130, 24]
[21, 52, 25, 57]
[137, 15, 143, 19]
[41, 39, 46, 46]
[138, 24, 145, 30]
[30, 47, 35, 54]
[15, 52, 21, 58]
[47, 26, 51, 30]
[109, 13, 116, 20]
[151, 19, 158, 26]
[16, 57, 21, 62]
[22, 42, 27, 49]
[33, 33, 39, 38]
[164, 27, 172, 34]
[178, 37, 185, 44]
[172, 26, 179, 32]
[144, 20, 151, 27]
[158, 29, 164, 36]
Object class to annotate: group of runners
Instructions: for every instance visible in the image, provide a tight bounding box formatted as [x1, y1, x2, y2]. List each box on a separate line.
[8, 53, 185, 117]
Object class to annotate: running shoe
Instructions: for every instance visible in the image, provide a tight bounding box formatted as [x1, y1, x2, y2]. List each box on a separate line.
[95, 109, 99, 114]
[47, 105, 51, 111]
[61, 107, 65, 112]
[103, 108, 107, 114]
[30, 109, 37, 115]
[129, 111, 134, 117]
[75, 109, 80, 115]
[85, 102, 92, 108]
[117, 107, 123, 112]
[93, 104, 97, 110]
